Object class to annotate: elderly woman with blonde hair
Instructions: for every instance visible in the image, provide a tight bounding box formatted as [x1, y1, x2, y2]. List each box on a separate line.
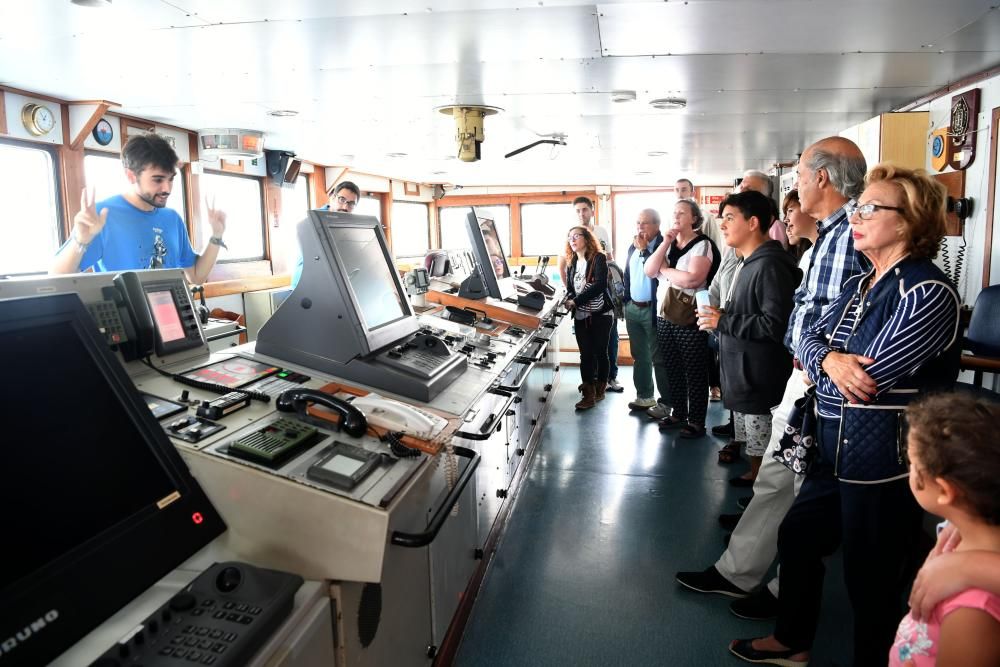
[731, 164, 962, 667]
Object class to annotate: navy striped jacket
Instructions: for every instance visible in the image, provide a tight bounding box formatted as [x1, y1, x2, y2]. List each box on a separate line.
[797, 256, 960, 483]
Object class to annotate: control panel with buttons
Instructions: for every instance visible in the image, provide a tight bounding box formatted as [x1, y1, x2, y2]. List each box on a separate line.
[87, 561, 302, 667]
[166, 415, 226, 443]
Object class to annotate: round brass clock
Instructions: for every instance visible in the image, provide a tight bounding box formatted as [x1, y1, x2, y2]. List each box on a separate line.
[21, 103, 57, 136]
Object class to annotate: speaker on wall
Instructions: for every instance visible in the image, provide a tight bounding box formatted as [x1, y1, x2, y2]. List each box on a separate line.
[283, 159, 302, 184]
[264, 149, 296, 186]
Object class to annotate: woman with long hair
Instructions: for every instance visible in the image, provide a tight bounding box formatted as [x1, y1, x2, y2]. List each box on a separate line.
[564, 225, 614, 410]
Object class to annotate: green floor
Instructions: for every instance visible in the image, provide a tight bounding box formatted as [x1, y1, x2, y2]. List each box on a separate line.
[455, 366, 854, 666]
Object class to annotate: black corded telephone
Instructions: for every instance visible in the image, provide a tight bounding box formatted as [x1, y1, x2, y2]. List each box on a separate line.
[112, 271, 156, 361]
[276, 388, 368, 437]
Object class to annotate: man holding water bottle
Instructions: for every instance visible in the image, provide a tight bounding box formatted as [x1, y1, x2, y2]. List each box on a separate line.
[695, 191, 801, 485]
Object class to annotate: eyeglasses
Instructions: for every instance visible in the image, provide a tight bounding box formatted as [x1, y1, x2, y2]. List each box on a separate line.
[847, 202, 903, 220]
[335, 195, 358, 210]
[567, 233, 583, 242]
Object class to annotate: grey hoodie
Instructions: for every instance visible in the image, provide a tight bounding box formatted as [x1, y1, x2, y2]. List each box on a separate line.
[716, 240, 802, 414]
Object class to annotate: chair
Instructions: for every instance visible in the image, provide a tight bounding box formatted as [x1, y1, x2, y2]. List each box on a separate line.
[956, 284, 1000, 401]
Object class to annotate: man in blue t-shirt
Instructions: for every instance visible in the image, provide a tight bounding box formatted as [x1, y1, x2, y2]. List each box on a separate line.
[290, 180, 361, 287]
[51, 134, 227, 284]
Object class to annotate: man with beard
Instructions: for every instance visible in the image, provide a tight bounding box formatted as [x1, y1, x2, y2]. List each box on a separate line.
[52, 134, 227, 284]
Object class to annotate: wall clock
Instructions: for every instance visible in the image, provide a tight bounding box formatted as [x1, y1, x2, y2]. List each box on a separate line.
[21, 103, 56, 136]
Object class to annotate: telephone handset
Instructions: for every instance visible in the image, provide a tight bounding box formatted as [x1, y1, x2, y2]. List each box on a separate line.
[113, 271, 155, 361]
[276, 388, 368, 437]
[350, 393, 448, 440]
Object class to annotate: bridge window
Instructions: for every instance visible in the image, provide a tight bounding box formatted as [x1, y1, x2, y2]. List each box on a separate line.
[198, 171, 265, 261]
[355, 195, 382, 221]
[0, 139, 61, 276]
[391, 201, 430, 259]
[520, 202, 574, 257]
[612, 191, 676, 259]
[439, 205, 511, 254]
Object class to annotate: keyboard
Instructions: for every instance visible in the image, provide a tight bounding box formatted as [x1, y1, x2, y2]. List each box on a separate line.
[87, 562, 302, 667]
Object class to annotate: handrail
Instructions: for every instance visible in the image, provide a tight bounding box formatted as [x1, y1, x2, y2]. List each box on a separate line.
[390, 446, 479, 548]
[454, 389, 516, 441]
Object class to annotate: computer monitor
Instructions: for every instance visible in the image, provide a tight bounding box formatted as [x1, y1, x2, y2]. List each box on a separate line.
[0, 293, 226, 667]
[329, 224, 411, 336]
[259, 211, 419, 359]
[465, 209, 516, 300]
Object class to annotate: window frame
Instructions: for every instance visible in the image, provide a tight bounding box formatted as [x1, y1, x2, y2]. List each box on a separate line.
[0, 136, 65, 277]
[433, 191, 594, 263]
[609, 188, 679, 262]
[389, 200, 431, 260]
[198, 168, 268, 263]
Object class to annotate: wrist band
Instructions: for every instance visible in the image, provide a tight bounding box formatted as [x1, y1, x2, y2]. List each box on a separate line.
[209, 236, 228, 250]
[73, 232, 90, 253]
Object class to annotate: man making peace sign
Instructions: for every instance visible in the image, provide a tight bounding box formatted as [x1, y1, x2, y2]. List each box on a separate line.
[51, 134, 227, 285]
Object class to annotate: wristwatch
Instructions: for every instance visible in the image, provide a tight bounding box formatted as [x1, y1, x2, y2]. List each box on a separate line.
[209, 236, 228, 250]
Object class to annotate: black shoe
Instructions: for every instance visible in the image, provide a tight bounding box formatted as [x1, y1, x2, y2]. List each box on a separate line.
[675, 566, 748, 598]
[729, 638, 807, 666]
[718, 512, 743, 531]
[729, 475, 755, 488]
[712, 421, 734, 437]
[737, 494, 754, 510]
[730, 588, 779, 620]
[678, 423, 706, 439]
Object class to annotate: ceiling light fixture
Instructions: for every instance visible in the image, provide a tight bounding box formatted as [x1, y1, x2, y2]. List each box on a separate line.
[267, 109, 299, 118]
[611, 90, 637, 103]
[71, 0, 111, 6]
[649, 97, 687, 110]
[647, 150, 668, 157]
[386, 152, 408, 158]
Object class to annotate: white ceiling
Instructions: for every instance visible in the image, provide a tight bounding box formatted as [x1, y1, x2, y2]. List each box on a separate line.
[1, 0, 998, 186]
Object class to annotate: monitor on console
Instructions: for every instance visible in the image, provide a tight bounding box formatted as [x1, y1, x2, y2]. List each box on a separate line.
[328, 224, 411, 336]
[258, 211, 419, 360]
[465, 208, 516, 300]
[0, 293, 226, 666]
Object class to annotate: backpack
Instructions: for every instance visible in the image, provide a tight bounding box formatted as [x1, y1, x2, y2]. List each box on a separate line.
[606, 261, 626, 320]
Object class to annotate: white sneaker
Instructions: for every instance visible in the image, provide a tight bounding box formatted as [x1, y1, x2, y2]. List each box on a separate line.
[606, 378, 625, 393]
[646, 403, 670, 420]
[628, 397, 656, 411]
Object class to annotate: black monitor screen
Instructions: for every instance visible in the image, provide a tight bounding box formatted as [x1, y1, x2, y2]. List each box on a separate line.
[2, 321, 177, 590]
[466, 209, 516, 300]
[328, 225, 408, 331]
[0, 294, 225, 666]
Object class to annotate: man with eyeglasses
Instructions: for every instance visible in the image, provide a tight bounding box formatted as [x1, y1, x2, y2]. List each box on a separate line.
[676, 136, 867, 632]
[290, 181, 362, 287]
[321, 181, 361, 213]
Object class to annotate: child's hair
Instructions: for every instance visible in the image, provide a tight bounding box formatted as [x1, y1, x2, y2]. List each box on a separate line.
[906, 393, 1000, 525]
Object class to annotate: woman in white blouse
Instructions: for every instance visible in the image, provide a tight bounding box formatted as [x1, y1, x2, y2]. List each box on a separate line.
[645, 199, 720, 438]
